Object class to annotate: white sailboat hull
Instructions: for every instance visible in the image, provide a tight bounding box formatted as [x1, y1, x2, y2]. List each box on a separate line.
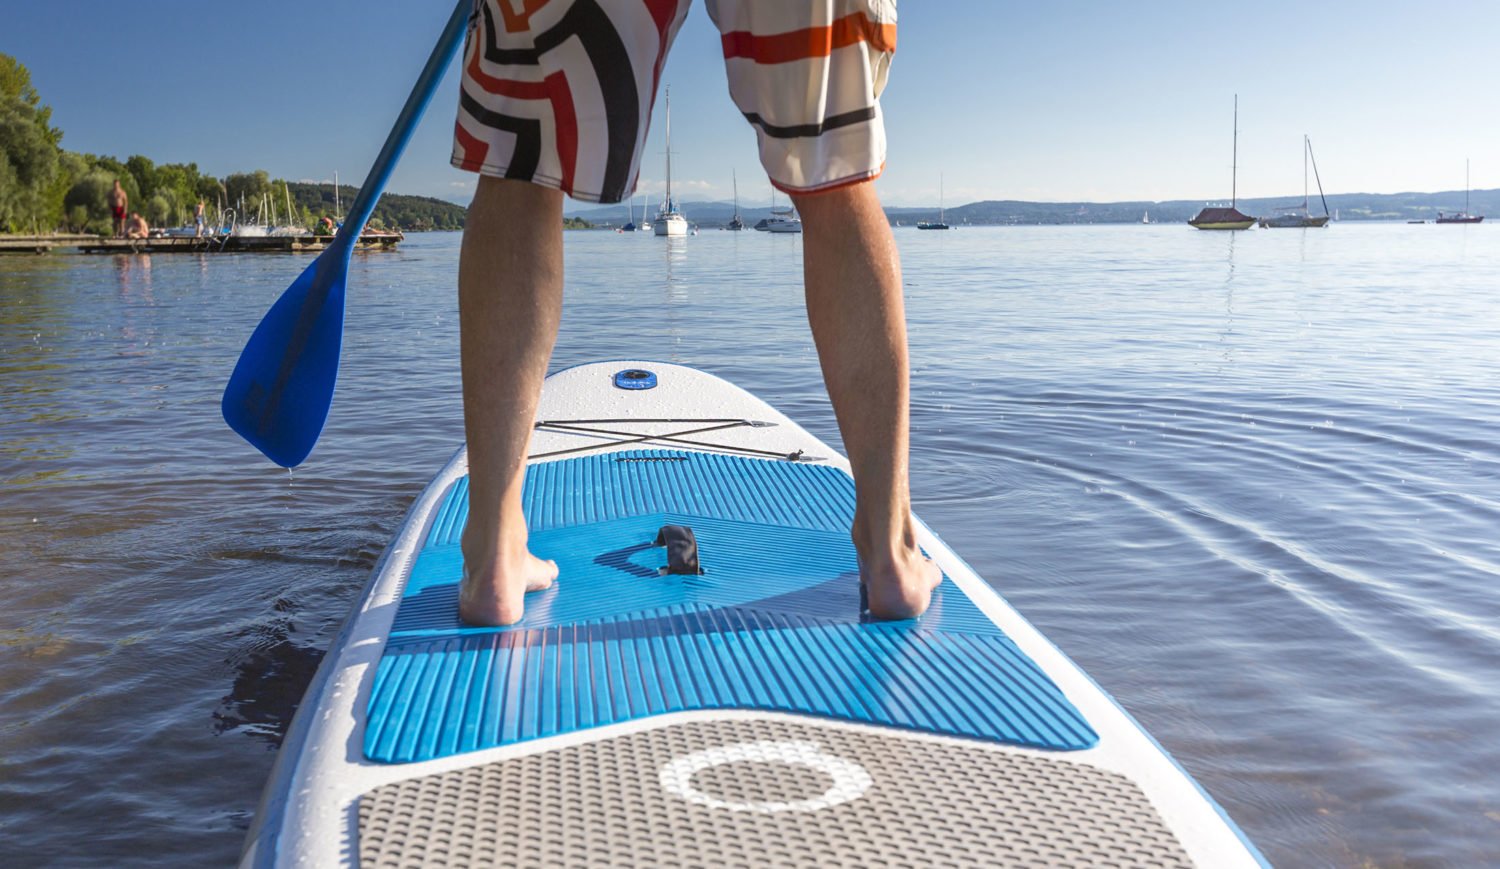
[654, 214, 688, 237]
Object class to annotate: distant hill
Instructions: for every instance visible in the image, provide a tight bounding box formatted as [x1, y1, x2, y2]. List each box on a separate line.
[944, 189, 1500, 225]
[261, 185, 1500, 232]
[285, 183, 468, 231]
[564, 189, 1500, 227]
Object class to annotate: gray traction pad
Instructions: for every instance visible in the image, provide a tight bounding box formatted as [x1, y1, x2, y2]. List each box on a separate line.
[358, 718, 1192, 867]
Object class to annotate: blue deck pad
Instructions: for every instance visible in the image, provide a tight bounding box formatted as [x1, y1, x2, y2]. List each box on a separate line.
[366, 451, 1097, 763]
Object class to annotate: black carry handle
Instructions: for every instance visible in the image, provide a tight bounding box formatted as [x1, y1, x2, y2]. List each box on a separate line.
[654, 525, 703, 575]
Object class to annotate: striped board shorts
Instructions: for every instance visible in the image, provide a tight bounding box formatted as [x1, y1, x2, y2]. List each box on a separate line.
[452, 0, 897, 204]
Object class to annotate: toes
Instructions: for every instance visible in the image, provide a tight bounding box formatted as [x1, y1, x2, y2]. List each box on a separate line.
[525, 559, 559, 592]
[925, 557, 944, 590]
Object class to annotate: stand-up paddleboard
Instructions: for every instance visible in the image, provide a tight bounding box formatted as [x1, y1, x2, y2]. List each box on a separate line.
[242, 361, 1265, 867]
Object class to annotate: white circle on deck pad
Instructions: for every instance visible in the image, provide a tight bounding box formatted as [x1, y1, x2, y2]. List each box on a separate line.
[659, 740, 873, 814]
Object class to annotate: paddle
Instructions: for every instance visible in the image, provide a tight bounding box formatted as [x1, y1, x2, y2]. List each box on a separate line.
[222, 0, 470, 467]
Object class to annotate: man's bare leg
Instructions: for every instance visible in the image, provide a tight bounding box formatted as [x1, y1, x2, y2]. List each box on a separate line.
[457, 177, 562, 626]
[792, 182, 942, 620]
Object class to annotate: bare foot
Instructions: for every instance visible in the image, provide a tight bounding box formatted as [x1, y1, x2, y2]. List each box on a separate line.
[459, 538, 558, 626]
[853, 513, 943, 620]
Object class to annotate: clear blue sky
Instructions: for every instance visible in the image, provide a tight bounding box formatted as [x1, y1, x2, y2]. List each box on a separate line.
[7, 1, 1499, 207]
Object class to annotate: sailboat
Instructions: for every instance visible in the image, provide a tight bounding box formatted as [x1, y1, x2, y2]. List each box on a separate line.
[653, 86, 689, 238]
[1259, 135, 1331, 228]
[917, 174, 952, 230]
[727, 170, 745, 231]
[1436, 159, 1484, 223]
[621, 196, 638, 232]
[1189, 95, 1257, 230]
[755, 184, 802, 233]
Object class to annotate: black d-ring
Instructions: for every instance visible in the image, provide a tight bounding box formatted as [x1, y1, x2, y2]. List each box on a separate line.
[653, 525, 702, 575]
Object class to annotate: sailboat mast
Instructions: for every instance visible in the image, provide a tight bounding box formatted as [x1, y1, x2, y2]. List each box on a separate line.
[1231, 94, 1239, 208]
[939, 173, 945, 222]
[733, 169, 739, 219]
[1466, 158, 1470, 214]
[664, 87, 673, 210]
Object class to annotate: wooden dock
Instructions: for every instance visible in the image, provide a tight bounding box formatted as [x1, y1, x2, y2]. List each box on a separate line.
[0, 231, 403, 255]
[0, 234, 97, 254]
[74, 231, 404, 254]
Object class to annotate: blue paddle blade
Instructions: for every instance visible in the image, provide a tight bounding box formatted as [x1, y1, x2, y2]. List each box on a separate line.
[221, 0, 468, 468]
[222, 249, 348, 467]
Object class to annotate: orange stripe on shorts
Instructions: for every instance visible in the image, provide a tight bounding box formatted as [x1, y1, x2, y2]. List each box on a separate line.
[719, 12, 896, 64]
[499, 0, 552, 34]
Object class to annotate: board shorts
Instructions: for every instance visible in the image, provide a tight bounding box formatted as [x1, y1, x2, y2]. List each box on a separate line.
[452, 0, 897, 204]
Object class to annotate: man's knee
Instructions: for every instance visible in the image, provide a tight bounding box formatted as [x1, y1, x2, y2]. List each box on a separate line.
[790, 179, 882, 231]
[472, 176, 564, 214]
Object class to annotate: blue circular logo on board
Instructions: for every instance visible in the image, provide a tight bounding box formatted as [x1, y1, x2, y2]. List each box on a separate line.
[613, 368, 657, 390]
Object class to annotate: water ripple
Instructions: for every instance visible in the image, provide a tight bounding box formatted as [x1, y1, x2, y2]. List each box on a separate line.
[4, 227, 1500, 866]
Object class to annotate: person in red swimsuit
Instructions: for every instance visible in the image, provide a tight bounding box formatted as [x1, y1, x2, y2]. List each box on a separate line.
[108, 180, 128, 238]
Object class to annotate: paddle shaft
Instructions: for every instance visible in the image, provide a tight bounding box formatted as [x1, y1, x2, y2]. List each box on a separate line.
[336, 0, 470, 251]
[223, 0, 470, 466]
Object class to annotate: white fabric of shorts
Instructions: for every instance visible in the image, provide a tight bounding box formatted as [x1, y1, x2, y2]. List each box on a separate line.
[452, 0, 897, 203]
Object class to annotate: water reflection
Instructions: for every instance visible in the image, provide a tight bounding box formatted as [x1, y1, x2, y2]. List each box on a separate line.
[660, 236, 690, 357]
[662, 234, 688, 302]
[1219, 231, 1237, 368]
[114, 253, 157, 356]
[213, 618, 325, 748]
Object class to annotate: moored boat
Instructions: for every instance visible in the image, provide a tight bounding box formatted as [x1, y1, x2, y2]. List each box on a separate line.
[755, 186, 801, 233]
[1260, 212, 1330, 228]
[726, 171, 745, 230]
[762, 208, 802, 233]
[1190, 96, 1258, 230]
[653, 87, 688, 238]
[1258, 135, 1332, 228]
[1190, 207, 1257, 231]
[1435, 159, 1484, 223]
[621, 195, 639, 232]
[917, 174, 952, 230]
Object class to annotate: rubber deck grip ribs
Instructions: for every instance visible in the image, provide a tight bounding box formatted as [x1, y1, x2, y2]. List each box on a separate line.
[654, 525, 702, 575]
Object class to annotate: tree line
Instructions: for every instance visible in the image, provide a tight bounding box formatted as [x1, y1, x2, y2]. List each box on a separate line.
[1, 53, 470, 235]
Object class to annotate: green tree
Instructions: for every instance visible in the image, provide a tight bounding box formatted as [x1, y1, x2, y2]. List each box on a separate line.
[43, 150, 88, 229]
[146, 193, 172, 227]
[0, 54, 64, 232]
[224, 170, 271, 215]
[125, 154, 158, 200]
[0, 53, 61, 146]
[62, 168, 119, 234]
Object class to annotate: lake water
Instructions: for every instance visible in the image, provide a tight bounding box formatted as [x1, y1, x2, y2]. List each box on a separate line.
[3, 223, 1499, 867]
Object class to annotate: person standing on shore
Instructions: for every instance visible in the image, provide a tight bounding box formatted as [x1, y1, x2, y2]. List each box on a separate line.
[108, 180, 128, 238]
[450, 0, 939, 627]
